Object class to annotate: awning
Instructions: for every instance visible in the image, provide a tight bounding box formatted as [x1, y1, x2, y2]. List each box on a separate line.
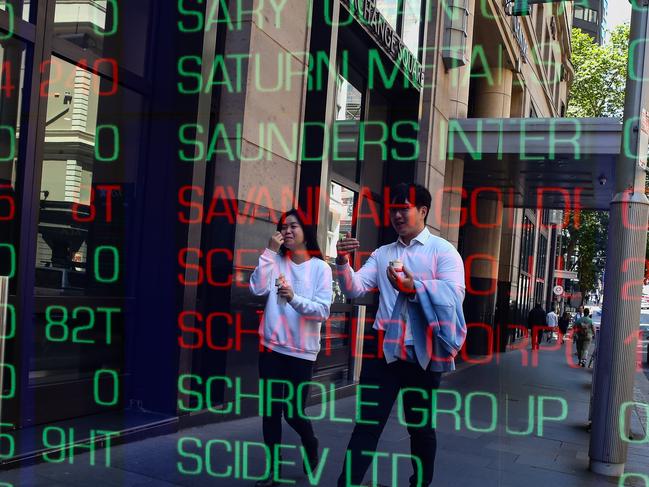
[447, 118, 623, 210]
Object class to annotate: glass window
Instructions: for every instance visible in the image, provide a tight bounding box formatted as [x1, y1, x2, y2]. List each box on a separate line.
[574, 6, 598, 23]
[322, 311, 351, 352]
[30, 307, 125, 388]
[0, 35, 27, 294]
[0, 0, 30, 22]
[35, 56, 143, 296]
[53, 0, 151, 75]
[402, 0, 422, 55]
[333, 74, 362, 182]
[376, 0, 399, 29]
[536, 234, 548, 279]
[326, 182, 356, 304]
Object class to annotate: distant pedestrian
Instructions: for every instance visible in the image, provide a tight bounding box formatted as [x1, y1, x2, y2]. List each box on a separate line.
[575, 305, 584, 322]
[527, 302, 547, 350]
[546, 307, 558, 342]
[558, 311, 571, 344]
[574, 308, 596, 367]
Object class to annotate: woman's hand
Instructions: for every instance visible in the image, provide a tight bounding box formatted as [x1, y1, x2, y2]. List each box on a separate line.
[268, 231, 284, 253]
[278, 281, 295, 302]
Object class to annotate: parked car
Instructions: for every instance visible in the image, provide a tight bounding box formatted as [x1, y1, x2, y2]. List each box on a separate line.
[591, 308, 602, 333]
[641, 295, 649, 309]
[642, 285, 649, 309]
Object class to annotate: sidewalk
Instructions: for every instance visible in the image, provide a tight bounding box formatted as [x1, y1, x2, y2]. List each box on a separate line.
[2, 339, 648, 487]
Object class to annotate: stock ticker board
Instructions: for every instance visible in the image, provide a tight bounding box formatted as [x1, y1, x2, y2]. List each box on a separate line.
[0, 0, 647, 486]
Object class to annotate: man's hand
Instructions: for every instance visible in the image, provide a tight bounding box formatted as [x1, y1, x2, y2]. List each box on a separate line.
[278, 281, 295, 302]
[336, 232, 360, 265]
[387, 265, 416, 295]
[268, 231, 284, 253]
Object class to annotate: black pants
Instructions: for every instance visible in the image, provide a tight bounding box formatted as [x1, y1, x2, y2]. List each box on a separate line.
[338, 333, 442, 487]
[258, 350, 318, 455]
[576, 338, 592, 363]
[529, 326, 544, 349]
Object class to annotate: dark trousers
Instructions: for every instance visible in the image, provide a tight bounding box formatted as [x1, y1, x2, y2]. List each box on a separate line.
[576, 338, 592, 362]
[338, 334, 442, 487]
[258, 350, 318, 455]
[529, 326, 544, 350]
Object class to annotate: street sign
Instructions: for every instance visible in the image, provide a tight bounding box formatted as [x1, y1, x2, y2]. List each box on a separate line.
[554, 270, 578, 280]
[553, 285, 564, 296]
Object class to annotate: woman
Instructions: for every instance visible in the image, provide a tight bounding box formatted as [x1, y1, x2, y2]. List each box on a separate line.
[558, 311, 570, 344]
[249, 209, 332, 486]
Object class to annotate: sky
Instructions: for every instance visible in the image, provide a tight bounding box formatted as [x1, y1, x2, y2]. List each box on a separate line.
[605, 0, 631, 34]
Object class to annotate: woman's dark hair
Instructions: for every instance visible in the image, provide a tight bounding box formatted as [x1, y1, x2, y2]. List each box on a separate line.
[276, 209, 323, 260]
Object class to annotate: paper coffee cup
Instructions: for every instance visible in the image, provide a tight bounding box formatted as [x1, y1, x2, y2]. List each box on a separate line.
[275, 276, 286, 305]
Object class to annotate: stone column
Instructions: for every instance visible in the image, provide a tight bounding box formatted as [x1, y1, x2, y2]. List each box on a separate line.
[462, 67, 513, 355]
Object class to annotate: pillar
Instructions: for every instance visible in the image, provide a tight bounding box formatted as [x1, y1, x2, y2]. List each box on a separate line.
[462, 67, 512, 355]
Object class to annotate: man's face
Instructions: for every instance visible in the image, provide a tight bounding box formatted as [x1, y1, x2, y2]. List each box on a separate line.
[389, 198, 427, 237]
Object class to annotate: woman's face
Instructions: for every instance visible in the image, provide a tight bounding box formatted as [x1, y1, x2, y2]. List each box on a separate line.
[280, 215, 306, 250]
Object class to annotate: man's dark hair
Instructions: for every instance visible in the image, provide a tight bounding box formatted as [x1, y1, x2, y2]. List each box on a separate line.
[276, 209, 323, 260]
[584, 308, 590, 317]
[390, 183, 432, 222]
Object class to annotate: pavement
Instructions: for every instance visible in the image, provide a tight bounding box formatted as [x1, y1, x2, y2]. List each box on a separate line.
[1, 336, 648, 487]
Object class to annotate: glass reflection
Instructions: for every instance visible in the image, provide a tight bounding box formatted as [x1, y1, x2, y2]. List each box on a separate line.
[327, 182, 356, 304]
[376, 0, 398, 29]
[35, 56, 141, 296]
[0, 35, 25, 288]
[402, 0, 422, 55]
[0, 0, 31, 22]
[54, 0, 150, 75]
[333, 75, 362, 182]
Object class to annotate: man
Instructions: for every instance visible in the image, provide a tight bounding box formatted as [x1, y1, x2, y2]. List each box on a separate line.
[546, 307, 558, 343]
[334, 183, 466, 487]
[575, 305, 584, 322]
[527, 302, 547, 350]
[574, 308, 596, 367]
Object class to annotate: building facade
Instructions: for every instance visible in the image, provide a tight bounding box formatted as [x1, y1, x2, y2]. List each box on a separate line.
[573, 0, 607, 44]
[0, 0, 572, 464]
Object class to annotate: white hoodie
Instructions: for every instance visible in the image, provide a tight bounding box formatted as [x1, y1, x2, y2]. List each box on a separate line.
[249, 248, 332, 361]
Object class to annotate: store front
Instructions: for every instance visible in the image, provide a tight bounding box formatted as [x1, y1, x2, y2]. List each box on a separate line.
[0, 0, 433, 464]
[0, 0, 208, 463]
[301, 0, 425, 384]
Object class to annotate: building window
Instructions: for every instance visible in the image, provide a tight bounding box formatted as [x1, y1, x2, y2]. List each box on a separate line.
[326, 182, 356, 304]
[402, 0, 422, 55]
[536, 234, 548, 280]
[574, 6, 598, 23]
[334, 73, 363, 182]
[0, 0, 30, 21]
[35, 56, 144, 296]
[517, 215, 535, 319]
[0, 34, 28, 292]
[520, 216, 534, 274]
[370, 0, 424, 56]
[377, 0, 399, 29]
[53, 0, 151, 75]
